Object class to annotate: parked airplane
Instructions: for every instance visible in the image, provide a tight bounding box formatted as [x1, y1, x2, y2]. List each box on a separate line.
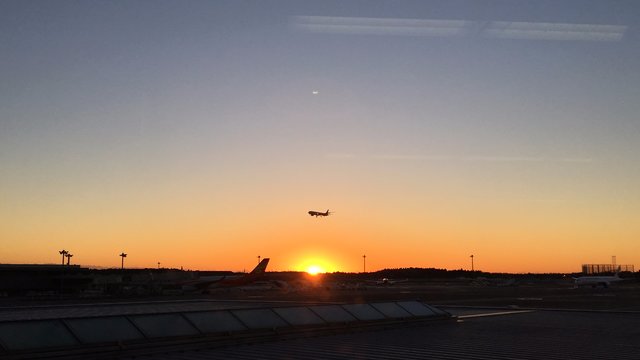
[573, 272, 624, 288]
[308, 209, 331, 217]
[181, 258, 270, 292]
[366, 278, 409, 286]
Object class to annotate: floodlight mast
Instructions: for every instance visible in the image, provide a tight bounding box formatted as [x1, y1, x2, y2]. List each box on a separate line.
[120, 252, 127, 269]
[59, 250, 68, 265]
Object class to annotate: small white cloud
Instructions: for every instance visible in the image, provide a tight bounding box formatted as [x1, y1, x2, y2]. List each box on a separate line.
[367, 154, 594, 164]
[464, 156, 544, 162]
[371, 154, 452, 160]
[291, 16, 626, 42]
[325, 153, 358, 159]
[558, 157, 594, 163]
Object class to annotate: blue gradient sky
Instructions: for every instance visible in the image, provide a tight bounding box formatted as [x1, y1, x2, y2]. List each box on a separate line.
[2, 1, 639, 272]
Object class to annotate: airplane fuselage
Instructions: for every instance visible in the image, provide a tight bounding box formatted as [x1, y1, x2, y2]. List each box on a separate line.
[308, 209, 330, 217]
[574, 275, 622, 288]
[181, 258, 270, 292]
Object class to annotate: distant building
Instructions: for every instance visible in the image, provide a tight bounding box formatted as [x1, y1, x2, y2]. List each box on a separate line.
[581, 264, 634, 274]
[0, 264, 92, 295]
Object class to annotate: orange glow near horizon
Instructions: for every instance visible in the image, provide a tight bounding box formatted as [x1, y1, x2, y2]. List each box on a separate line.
[2, 197, 640, 274]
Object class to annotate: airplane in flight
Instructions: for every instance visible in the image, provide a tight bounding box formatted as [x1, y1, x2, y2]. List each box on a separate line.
[573, 271, 625, 288]
[308, 209, 332, 217]
[181, 258, 270, 292]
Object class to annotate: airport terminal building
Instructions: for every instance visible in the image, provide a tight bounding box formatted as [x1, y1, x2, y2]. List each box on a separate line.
[581, 264, 634, 274]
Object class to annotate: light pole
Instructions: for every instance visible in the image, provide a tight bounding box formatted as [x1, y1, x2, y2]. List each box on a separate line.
[157, 261, 161, 269]
[470, 254, 474, 272]
[363, 254, 366, 273]
[65, 253, 73, 265]
[120, 252, 127, 269]
[59, 250, 68, 265]
[258, 255, 261, 265]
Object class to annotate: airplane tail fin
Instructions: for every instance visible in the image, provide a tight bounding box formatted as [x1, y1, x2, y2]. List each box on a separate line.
[250, 258, 270, 275]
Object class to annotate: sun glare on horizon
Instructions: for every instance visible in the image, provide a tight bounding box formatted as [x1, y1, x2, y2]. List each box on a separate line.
[293, 254, 339, 274]
[306, 265, 324, 275]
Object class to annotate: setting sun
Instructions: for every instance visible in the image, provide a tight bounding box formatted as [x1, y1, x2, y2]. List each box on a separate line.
[289, 251, 341, 274]
[306, 265, 324, 275]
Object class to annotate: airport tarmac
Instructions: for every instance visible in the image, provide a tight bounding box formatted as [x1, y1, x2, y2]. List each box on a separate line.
[177, 280, 640, 312]
[3, 279, 640, 320]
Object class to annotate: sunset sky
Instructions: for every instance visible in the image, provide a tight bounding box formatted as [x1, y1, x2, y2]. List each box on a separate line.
[2, 1, 639, 273]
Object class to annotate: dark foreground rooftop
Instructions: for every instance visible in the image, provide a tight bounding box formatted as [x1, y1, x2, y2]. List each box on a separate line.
[0, 300, 450, 359]
[2, 281, 640, 359]
[126, 308, 640, 360]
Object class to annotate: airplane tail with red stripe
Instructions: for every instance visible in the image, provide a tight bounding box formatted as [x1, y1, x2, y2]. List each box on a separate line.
[250, 258, 270, 275]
